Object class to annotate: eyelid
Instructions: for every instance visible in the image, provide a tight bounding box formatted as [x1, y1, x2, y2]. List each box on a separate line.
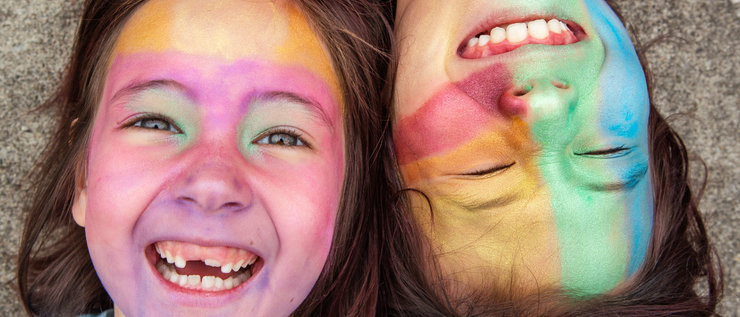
[119, 113, 183, 133]
[457, 161, 516, 178]
[574, 146, 632, 158]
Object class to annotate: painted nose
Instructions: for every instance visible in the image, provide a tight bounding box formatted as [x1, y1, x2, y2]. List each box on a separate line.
[499, 78, 576, 128]
[172, 160, 253, 213]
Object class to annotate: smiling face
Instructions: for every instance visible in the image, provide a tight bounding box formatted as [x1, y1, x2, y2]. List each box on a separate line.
[394, 0, 653, 297]
[71, 0, 344, 315]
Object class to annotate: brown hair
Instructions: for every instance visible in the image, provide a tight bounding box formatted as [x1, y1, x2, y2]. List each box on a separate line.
[377, 1, 724, 316]
[16, 0, 392, 316]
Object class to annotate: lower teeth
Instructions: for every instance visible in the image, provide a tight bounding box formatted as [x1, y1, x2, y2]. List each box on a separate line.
[156, 260, 252, 291]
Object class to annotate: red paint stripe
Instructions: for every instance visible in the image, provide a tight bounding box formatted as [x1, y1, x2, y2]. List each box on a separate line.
[395, 63, 512, 164]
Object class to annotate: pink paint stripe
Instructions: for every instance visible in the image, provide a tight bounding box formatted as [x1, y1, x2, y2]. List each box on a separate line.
[394, 63, 512, 164]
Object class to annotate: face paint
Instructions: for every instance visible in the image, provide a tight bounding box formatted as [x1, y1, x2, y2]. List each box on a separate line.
[394, 0, 653, 297]
[75, 0, 344, 315]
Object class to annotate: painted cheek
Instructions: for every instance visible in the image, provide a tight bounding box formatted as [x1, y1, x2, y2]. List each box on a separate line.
[589, 0, 653, 276]
[395, 64, 512, 165]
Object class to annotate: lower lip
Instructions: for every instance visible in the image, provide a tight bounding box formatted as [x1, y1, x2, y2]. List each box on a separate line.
[144, 245, 263, 305]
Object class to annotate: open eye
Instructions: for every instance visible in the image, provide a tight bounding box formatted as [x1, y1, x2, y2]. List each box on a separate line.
[124, 114, 181, 133]
[254, 128, 308, 147]
[459, 162, 516, 177]
[575, 146, 632, 158]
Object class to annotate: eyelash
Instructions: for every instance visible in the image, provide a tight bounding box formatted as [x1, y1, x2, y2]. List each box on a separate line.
[575, 146, 631, 158]
[122, 113, 182, 133]
[460, 162, 516, 177]
[253, 127, 311, 149]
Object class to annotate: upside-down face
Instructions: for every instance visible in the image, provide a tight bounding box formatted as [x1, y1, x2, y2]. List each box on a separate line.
[72, 0, 345, 315]
[394, 0, 653, 297]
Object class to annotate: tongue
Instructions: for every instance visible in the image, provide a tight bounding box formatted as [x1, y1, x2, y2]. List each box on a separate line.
[174, 260, 238, 279]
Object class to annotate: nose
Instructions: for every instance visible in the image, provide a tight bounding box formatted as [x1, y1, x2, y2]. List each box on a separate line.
[499, 78, 577, 129]
[171, 160, 253, 213]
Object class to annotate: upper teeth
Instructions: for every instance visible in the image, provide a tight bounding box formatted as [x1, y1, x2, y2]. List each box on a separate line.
[468, 18, 572, 46]
[155, 243, 257, 274]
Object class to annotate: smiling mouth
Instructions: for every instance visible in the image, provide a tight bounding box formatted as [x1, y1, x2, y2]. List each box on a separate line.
[459, 18, 586, 59]
[150, 241, 262, 292]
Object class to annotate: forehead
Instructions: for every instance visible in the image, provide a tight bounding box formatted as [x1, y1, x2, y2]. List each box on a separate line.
[111, 0, 338, 91]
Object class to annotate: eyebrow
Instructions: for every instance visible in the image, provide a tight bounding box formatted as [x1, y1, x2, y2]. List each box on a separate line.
[109, 79, 192, 106]
[108, 81, 335, 128]
[253, 91, 334, 129]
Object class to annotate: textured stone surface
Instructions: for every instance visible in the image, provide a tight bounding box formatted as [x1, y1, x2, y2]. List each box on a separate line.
[0, 0, 737, 315]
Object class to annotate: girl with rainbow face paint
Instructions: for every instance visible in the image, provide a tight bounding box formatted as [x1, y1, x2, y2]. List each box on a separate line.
[74, 1, 345, 315]
[393, 0, 654, 299]
[17, 0, 392, 315]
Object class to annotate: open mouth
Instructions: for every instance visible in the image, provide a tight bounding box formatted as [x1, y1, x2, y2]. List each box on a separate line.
[459, 18, 586, 59]
[150, 241, 262, 292]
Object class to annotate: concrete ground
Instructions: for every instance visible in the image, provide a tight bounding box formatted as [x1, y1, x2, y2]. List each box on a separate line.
[1, 0, 737, 315]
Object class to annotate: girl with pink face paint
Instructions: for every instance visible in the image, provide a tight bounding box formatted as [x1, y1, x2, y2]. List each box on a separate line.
[17, 0, 392, 316]
[379, 0, 722, 315]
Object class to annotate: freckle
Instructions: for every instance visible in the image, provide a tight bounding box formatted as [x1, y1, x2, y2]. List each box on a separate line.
[250, 240, 254, 246]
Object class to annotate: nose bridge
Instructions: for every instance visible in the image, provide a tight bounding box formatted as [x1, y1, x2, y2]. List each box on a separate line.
[499, 78, 577, 143]
[172, 137, 253, 214]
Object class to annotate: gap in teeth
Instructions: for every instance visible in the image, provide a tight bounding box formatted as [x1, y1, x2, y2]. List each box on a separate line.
[156, 258, 254, 291]
[155, 241, 258, 274]
[468, 18, 573, 46]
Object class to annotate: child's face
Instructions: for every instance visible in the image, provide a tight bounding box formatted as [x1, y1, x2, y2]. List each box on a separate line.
[394, 0, 653, 296]
[72, 0, 344, 315]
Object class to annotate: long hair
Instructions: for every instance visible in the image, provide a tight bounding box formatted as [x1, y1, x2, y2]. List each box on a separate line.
[16, 0, 393, 316]
[377, 1, 723, 316]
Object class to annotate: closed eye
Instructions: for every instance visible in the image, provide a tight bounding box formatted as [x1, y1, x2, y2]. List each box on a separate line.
[459, 162, 515, 177]
[122, 114, 182, 133]
[253, 127, 310, 148]
[575, 146, 632, 158]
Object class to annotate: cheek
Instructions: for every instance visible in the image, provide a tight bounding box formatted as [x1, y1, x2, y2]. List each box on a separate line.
[265, 135, 344, 269]
[84, 127, 178, 246]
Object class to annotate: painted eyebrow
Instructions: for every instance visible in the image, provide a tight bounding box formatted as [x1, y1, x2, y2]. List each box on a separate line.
[109, 79, 192, 105]
[253, 91, 334, 129]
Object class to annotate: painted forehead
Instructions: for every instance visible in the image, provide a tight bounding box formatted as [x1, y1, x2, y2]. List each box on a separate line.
[111, 0, 340, 100]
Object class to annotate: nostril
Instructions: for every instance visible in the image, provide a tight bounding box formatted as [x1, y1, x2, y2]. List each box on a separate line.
[512, 84, 533, 96]
[179, 196, 197, 204]
[551, 80, 569, 89]
[222, 202, 244, 210]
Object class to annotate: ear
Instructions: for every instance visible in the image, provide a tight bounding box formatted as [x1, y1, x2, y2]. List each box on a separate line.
[72, 188, 87, 227]
[71, 155, 88, 227]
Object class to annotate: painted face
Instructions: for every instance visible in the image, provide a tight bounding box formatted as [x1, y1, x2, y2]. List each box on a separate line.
[71, 0, 344, 315]
[394, 0, 653, 297]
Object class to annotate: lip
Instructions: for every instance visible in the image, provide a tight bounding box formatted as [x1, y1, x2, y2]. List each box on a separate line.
[143, 238, 264, 306]
[457, 14, 587, 58]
